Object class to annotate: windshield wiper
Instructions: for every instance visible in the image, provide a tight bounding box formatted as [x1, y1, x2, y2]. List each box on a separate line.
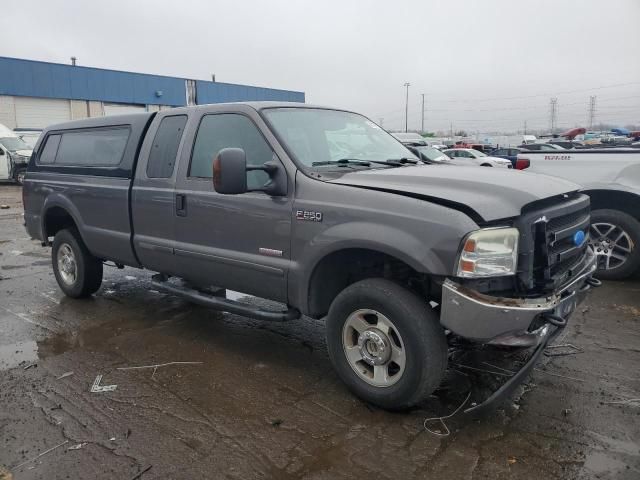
[311, 157, 418, 168]
[382, 157, 418, 165]
[312, 159, 372, 167]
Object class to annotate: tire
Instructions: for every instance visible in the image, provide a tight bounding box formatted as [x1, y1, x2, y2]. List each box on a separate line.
[326, 278, 447, 410]
[589, 209, 640, 280]
[52, 228, 103, 298]
[14, 170, 25, 185]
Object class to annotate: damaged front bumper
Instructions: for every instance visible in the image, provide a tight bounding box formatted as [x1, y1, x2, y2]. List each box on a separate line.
[440, 247, 597, 347]
[439, 248, 598, 415]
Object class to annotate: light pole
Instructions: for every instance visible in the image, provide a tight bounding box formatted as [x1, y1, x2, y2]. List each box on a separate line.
[404, 82, 410, 132]
[421, 93, 425, 133]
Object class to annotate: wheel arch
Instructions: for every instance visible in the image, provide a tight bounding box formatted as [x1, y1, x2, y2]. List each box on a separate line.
[584, 189, 640, 222]
[41, 196, 85, 243]
[304, 246, 426, 319]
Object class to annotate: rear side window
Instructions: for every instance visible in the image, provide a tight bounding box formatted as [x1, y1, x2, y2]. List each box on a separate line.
[147, 115, 187, 178]
[189, 114, 273, 189]
[38, 134, 61, 164]
[55, 127, 130, 166]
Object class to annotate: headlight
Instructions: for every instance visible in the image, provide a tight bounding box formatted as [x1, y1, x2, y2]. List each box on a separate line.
[456, 227, 519, 278]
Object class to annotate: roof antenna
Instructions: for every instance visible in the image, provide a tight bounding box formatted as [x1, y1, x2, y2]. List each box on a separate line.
[71, 56, 77, 66]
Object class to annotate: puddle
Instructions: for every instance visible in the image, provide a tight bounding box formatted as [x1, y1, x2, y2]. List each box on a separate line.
[0, 340, 38, 370]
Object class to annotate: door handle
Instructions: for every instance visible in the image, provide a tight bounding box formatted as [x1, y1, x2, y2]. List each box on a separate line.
[176, 193, 187, 217]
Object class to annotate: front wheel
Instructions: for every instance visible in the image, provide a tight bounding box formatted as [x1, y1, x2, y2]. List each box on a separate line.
[326, 278, 447, 410]
[52, 228, 103, 298]
[589, 209, 640, 280]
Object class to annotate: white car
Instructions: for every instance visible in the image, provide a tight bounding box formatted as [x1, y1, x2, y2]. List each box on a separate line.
[443, 148, 513, 168]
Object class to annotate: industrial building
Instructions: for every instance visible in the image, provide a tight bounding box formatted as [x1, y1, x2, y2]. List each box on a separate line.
[0, 56, 305, 130]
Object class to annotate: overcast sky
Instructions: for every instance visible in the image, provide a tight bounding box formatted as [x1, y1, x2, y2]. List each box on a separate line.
[3, 0, 640, 133]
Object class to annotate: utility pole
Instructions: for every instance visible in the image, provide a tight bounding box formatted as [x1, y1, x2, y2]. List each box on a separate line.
[588, 96, 597, 129]
[404, 82, 411, 132]
[421, 93, 425, 134]
[524, 120, 527, 135]
[549, 97, 558, 134]
[450, 122, 453, 138]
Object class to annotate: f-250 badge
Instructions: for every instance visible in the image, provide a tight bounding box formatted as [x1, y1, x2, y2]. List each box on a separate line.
[296, 210, 323, 222]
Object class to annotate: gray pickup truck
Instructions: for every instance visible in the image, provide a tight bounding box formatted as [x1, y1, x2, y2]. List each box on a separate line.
[23, 102, 599, 411]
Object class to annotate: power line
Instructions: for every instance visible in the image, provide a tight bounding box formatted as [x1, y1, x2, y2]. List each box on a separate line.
[423, 81, 640, 104]
[421, 93, 425, 133]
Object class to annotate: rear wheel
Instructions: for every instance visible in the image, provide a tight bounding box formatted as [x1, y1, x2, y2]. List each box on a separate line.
[589, 209, 640, 280]
[326, 278, 447, 410]
[52, 228, 103, 297]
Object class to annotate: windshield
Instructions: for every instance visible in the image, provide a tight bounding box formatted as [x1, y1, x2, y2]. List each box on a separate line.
[0, 136, 30, 152]
[472, 150, 487, 157]
[415, 146, 450, 162]
[262, 108, 416, 167]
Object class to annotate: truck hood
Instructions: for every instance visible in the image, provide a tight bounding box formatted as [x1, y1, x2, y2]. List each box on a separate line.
[328, 165, 580, 222]
[15, 149, 32, 157]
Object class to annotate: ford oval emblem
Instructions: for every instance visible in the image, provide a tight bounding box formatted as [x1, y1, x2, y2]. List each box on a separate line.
[573, 230, 585, 246]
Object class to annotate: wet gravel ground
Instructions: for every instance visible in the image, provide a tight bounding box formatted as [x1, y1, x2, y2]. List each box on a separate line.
[0, 184, 639, 479]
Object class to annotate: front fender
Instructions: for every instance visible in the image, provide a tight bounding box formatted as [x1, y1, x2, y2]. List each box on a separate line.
[290, 219, 470, 315]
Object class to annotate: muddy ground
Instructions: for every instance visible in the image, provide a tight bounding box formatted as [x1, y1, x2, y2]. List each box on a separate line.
[0, 184, 638, 479]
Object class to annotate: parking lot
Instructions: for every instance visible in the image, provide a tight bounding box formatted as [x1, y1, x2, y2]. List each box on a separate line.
[0, 183, 638, 479]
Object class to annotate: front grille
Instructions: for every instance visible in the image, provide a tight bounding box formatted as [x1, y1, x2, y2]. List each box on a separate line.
[514, 193, 591, 292]
[547, 207, 589, 231]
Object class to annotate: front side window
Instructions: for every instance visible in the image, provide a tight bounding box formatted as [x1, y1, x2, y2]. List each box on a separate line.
[262, 108, 415, 167]
[147, 115, 187, 178]
[190, 114, 273, 189]
[55, 127, 130, 166]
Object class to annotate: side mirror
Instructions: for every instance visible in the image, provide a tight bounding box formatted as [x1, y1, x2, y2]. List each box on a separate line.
[213, 148, 248, 194]
[213, 148, 287, 196]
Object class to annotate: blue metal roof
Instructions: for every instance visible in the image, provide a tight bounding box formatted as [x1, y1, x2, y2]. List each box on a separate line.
[0, 56, 304, 106]
[195, 80, 304, 104]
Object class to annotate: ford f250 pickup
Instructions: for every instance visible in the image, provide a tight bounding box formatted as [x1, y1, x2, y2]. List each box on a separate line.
[516, 148, 640, 280]
[23, 102, 599, 411]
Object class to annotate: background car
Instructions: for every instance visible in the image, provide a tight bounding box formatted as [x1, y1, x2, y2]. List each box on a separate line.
[392, 132, 427, 144]
[443, 148, 513, 168]
[404, 144, 455, 164]
[519, 143, 566, 151]
[489, 147, 523, 166]
[13, 129, 42, 148]
[547, 139, 586, 149]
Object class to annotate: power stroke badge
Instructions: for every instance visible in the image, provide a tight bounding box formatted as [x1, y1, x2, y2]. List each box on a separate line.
[296, 210, 323, 222]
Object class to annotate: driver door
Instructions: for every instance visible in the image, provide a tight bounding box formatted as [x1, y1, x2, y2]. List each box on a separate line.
[172, 111, 292, 302]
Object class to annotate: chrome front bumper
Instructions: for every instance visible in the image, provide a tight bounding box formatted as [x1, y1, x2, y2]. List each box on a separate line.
[440, 248, 597, 346]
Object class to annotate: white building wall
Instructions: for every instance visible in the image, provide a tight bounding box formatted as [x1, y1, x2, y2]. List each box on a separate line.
[70, 100, 89, 120]
[0, 96, 17, 129]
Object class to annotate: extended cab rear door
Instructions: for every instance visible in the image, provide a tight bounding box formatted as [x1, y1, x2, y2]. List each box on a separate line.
[132, 112, 189, 275]
[172, 107, 292, 302]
